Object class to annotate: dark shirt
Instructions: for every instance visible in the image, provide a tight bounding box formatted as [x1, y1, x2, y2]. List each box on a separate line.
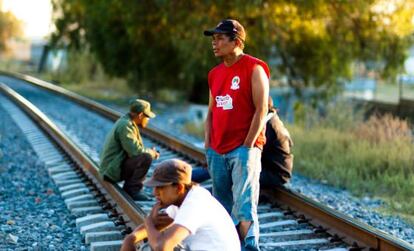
[261, 111, 293, 184]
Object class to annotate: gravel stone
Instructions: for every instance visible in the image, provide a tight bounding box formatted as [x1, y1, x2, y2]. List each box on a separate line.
[0, 95, 85, 250]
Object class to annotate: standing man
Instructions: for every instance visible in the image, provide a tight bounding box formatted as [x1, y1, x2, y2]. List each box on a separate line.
[100, 99, 160, 201]
[204, 19, 269, 250]
[260, 96, 294, 188]
[120, 159, 240, 251]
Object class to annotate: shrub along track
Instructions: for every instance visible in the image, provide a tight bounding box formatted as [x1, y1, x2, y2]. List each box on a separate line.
[0, 71, 413, 251]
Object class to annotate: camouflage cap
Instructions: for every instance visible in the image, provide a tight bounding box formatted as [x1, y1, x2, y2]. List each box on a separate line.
[129, 99, 155, 118]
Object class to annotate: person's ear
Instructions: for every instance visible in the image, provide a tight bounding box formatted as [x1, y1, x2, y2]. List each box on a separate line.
[137, 112, 144, 119]
[235, 38, 243, 48]
[235, 38, 240, 46]
[176, 184, 185, 194]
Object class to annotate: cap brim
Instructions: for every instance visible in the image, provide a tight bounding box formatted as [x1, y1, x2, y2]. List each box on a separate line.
[145, 111, 156, 118]
[143, 178, 172, 187]
[203, 29, 228, 36]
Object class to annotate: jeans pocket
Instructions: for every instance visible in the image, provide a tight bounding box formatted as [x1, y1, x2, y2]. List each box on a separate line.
[239, 145, 252, 151]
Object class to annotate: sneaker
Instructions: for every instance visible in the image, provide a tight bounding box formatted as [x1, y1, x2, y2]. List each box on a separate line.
[128, 191, 151, 201]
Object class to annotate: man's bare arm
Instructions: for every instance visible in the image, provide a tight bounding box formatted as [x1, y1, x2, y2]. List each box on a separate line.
[145, 218, 190, 251]
[120, 224, 147, 251]
[121, 202, 174, 251]
[243, 65, 269, 147]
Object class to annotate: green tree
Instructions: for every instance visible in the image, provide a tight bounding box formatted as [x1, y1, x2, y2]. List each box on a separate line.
[51, 0, 414, 102]
[0, 2, 22, 52]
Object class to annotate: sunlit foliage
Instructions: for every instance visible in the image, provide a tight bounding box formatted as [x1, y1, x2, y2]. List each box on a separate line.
[51, 0, 414, 102]
[0, 3, 21, 52]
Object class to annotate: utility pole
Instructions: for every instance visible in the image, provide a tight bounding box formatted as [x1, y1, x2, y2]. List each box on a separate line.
[397, 75, 403, 115]
[398, 76, 403, 103]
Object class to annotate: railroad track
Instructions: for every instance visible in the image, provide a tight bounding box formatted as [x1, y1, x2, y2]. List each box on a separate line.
[0, 71, 413, 251]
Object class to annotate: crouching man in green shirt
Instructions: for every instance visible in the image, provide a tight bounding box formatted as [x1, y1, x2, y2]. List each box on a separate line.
[99, 99, 160, 201]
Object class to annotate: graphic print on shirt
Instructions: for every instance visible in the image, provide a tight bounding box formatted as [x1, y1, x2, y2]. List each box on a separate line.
[230, 76, 240, 90]
[215, 94, 233, 110]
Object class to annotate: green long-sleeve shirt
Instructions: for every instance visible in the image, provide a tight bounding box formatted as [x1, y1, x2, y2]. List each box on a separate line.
[99, 114, 152, 181]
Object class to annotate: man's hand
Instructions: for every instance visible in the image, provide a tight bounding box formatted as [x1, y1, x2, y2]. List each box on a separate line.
[153, 212, 174, 230]
[149, 147, 160, 160]
[242, 141, 254, 148]
[149, 201, 162, 219]
[148, 202, 173, 230]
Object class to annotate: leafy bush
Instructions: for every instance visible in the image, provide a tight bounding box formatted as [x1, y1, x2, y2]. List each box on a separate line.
[44, 50, 106, 85]
[39, 50, 191, 104]
[51, 1, 414, 103]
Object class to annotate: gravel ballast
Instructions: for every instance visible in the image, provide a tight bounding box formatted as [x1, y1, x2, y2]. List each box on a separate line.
[0, 94, 86, 250]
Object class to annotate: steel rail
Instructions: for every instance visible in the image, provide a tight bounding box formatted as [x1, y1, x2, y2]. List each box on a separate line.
[0, 82, 145, 231]
[0, 70, 206, 165]
[262, 189, 413, 251]
[1, 71, 413, 251]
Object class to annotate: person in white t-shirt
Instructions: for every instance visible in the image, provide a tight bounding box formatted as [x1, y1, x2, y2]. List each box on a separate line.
[120, 159, 240, 251]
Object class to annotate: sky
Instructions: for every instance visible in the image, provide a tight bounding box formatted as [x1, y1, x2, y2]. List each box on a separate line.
[2, 0, 53, 41]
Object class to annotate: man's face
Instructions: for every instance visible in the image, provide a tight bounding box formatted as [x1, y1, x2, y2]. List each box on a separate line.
[153, 184, 180, 207]
[133, 113, 149, 127]
[140, 115, 150, 128]
[211, 33, 236, 57]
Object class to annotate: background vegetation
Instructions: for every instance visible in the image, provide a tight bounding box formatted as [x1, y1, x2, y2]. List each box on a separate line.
[182, 102, 414, 220]
[291, 102, 414, 220]
[50, 0, 414, 103]
[40, 50, 135, 104]
[0, 3, 21, 53]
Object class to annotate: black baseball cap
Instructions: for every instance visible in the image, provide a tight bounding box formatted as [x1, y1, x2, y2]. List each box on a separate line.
[204, 19, 246, 42]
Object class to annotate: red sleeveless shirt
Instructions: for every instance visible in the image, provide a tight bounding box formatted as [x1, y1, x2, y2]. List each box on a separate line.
[208, 54, 270, 154]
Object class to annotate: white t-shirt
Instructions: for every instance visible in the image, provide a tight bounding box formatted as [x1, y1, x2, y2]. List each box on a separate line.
[166, 186, 240, 251]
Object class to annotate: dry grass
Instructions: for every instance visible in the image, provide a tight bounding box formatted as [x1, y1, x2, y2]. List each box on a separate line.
[291, 103, 414, 218]
[354, 113, 412, 143]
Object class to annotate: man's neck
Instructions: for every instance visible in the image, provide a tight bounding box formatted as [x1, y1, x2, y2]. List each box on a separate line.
[175, 189, 190, 207]
[129, 113, 141, 126]
[222, 50, 244, 67]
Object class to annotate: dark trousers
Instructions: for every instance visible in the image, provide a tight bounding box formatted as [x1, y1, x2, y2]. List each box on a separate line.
[260, 168, 286, 189]
[121, 153, 152, 194]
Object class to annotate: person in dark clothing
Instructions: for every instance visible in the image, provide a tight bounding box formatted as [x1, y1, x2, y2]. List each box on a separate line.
[100, 99, 160, 201]
[260, 96, 293, 188]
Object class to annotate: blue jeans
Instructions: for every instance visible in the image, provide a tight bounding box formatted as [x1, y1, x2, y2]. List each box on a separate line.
[206, 146, 261, 251]
[191, 167, 210, 183]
